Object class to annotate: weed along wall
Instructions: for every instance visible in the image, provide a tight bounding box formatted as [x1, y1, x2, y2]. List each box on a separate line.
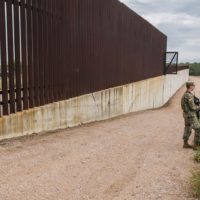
[0, 69, 188, 141]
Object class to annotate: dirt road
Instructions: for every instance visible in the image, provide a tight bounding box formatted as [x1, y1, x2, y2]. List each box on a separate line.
[0, 77, 199, 200]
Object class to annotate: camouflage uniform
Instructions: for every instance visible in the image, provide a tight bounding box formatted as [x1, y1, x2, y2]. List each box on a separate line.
[181, 91, 200, 145]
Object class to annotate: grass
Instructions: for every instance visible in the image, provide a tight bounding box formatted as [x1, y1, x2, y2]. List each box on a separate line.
[194, 148, 200, 163]
[189, 63, 200, 76]
[191, 148, 200, 198]
[191, 170, 200, 198]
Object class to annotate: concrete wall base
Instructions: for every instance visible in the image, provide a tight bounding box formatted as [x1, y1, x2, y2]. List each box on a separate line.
[0, 69, 189, 141]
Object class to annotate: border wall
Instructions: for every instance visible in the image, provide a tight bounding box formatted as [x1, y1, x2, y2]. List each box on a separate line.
[0, 0, 166, 116]
[0, 69, 188, 141]
[0, 0, 188, 140]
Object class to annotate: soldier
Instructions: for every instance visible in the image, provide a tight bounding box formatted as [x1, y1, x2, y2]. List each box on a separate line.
[181, 82, 200, 150]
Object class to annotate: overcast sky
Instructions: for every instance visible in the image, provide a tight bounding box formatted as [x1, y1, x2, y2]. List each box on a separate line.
[120, 0, 200, 63]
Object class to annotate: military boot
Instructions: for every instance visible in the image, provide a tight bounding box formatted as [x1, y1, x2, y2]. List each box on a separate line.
[183, 141, 193, 149]
[193, 144, 198, 151]
[193, 143, 200, 151]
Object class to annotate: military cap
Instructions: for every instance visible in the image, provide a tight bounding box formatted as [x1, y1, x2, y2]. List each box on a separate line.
[186, 82, 195, 88]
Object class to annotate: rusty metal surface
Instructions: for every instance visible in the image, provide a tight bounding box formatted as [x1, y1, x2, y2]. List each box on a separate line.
[166, 64, 189, 74]
[178, 64, 189, 71]
[0, 0, 167, 116]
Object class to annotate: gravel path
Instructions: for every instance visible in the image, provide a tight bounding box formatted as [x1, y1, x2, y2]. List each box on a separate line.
[0, 77, 199, 200]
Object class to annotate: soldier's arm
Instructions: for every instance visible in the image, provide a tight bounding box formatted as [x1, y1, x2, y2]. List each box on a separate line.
[187, 94, 197, 111]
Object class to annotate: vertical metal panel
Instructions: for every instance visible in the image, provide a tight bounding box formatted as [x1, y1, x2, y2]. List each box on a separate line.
[6, 0, 15, 113]
[0, 0, 9, 115]
[54, 0, 59, 101]
[56, 0, 61, 100]
[59, 0, 64, 100]
[37, 0, 44, 105]
[64, 0, 70, 99]
[70, 1, 76, 98]
[52, 0, 57, 101]
[43, 0, 49, 104]
[27, 0, 34, 108]
[66, 0, 73, 98]
[14, 0, 22, 111]
[20, 0, 28, 109]
[32, 0, 39, 106]
[47, 0, 53, 103]
[60, 0, 65, 100]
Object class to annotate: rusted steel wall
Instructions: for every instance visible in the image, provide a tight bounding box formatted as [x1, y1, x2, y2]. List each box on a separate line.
[0, 0, 167, 117]
[178, 64, 189, 71]
[166, 64, 189, 74]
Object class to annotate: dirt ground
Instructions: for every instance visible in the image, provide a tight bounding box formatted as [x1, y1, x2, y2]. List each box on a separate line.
[0, 77, 200, 200]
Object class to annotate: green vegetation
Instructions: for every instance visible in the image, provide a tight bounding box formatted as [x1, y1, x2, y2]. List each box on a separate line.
[180, 62, 200, 76]
[191, 170, 200, 198]
[194, 148, 200, 163]
[191, 148, 200, 198]
[188, 63, 200, 76]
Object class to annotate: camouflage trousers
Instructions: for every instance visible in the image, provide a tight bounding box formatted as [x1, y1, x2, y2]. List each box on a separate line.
[183, 114, 200, 145]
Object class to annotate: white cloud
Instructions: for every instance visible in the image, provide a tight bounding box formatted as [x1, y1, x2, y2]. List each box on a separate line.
[120, 0, 200, 62]
[142, 13, 200, 27]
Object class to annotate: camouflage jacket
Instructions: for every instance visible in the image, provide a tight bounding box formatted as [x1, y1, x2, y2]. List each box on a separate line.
[181, 91, 197, 117]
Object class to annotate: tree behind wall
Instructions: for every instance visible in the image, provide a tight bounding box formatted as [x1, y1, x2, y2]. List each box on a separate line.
[189, 63, 200, 76]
